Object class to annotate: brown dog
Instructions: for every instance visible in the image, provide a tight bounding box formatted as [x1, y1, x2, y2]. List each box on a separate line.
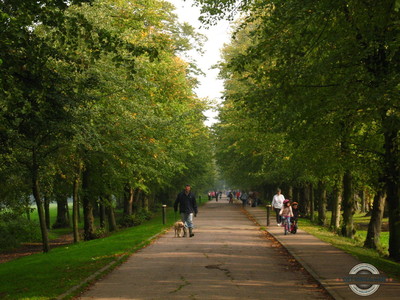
[174, 221, 185, 237]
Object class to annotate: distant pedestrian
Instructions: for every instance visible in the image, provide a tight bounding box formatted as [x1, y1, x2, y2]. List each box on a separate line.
[272, 188, 285, 226]
[240, 191, 249, 208]
[228, 192, 233, 204]
[174, 184, 198, 237]
[236, 191, 241, 200]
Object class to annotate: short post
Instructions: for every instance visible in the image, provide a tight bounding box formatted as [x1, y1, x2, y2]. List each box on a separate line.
[162, 204, 167, 225]
[266, 205, 271, 226]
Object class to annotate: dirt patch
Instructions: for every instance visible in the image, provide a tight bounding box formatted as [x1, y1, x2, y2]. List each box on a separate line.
[0, 233, 74, 264]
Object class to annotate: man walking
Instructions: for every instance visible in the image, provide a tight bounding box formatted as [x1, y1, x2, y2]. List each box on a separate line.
[174, 184, 198, 237]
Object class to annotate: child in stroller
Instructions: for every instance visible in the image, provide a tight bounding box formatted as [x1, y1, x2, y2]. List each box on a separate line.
[290, 202, 299, 234]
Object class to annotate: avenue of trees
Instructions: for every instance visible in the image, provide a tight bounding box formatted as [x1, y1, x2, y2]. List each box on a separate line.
[194, 0, 400, 260]
[0, 0, 215, 252]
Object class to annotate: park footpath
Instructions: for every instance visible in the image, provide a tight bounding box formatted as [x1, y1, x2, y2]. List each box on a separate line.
[75, 197, 400, 300]
[243, 204, 400, 299]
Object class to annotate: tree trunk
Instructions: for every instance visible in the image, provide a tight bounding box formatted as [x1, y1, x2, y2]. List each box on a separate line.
[142, 194, 149, 211]
[72, 166, 81, 243]
[32, 149, 49, 253]
[82, 165, 95, 241]
[309, 183, 315, 222]
[330, 180, 342, 230]
[287, 186, 293, 200]
[99, 197, 106, 229]
[361, 189, 367, 213]
[364, 190, 386, 249]
[123, 183, 134, 216]
[53, 196, 70, 228]
[107, 200, 117, 232]
[301, 184, 310, 217]
[44, 195, 51, 230]
[66, 200, 70, 224]
[383, 125, 400, 260]
[135, 189, 142, 212]
[341, 170, 355, 238]
[317, 181, 327, 226]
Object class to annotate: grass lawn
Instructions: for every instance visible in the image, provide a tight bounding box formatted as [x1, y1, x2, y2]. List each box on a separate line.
[298, 215, 400, 281]
[0, 207, 178, 300]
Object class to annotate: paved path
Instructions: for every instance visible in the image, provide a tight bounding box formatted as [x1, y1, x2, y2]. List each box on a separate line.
[243, 204, 400, 299]
[79, 199, 329, 300]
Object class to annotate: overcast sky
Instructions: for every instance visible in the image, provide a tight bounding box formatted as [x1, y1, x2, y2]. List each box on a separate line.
[167, 0, 233, 126]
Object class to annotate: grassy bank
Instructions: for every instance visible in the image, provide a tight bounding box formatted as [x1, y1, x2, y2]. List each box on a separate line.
[0, 208, 178, 300]
[298, 217, 400, 281]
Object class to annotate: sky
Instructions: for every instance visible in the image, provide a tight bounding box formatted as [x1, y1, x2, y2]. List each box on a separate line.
[167, 0, 233, 126]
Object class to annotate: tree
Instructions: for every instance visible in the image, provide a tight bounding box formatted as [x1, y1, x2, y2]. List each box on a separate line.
[199, 0, 400, 258]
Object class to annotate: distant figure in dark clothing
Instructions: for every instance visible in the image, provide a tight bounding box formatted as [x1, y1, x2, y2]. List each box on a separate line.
[174, 184, 198, 237]
[228, 192, 233, 204]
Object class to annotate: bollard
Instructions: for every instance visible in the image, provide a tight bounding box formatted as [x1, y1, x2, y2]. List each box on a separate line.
[266, 205, 271, 226]
[162, 204, 167, 225]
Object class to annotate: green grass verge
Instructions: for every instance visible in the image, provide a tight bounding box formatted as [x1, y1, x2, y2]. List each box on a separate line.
[0, 208, 178, 300]
[298, 217, 400, 281]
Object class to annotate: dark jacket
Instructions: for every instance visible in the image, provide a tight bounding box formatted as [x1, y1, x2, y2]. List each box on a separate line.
[292, 207, 299, 220]
[174, 191, 198, 214]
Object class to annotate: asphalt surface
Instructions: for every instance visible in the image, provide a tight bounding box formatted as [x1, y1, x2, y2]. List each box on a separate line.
[245, 204, 400, 300]
[78, 199, 329, 300]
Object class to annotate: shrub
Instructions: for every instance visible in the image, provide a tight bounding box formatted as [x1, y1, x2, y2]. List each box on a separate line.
[118, 209, 153, 228]
[0, 212, 41, 251]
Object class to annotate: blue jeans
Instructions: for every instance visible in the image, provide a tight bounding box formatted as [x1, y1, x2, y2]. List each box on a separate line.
[181, 213, 194, 228]
[282, 216, 291, 229]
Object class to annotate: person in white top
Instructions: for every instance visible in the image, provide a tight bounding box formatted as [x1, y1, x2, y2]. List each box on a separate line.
[272, 188, 285, 226]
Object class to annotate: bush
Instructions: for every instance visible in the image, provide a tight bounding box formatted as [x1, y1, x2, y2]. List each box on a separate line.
[118, 209, 153, 228]
[0, 212, 41, 251]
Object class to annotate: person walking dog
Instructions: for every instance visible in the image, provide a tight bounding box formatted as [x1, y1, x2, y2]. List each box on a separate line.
[174, 184, 198, 237]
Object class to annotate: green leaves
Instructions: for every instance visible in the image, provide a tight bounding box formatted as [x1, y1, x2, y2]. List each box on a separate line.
[0, 0, 213, 214]
[211, 0, 400, 196]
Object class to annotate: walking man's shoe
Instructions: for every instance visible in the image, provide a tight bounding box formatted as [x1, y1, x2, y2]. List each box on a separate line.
[189, 228, 194, 237]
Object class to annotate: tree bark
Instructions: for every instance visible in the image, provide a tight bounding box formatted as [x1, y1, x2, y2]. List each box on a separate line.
[361, 189, 367, 213]
[82, 165, 95, 241]
[123, 183, 134, 216]
[53, 196, 70, 228]
[135, 189, 142, 212]
[32, 149, 49, 253]
[99, 197, 106, 229]
[107, 198, 117, 232]
[72, 165, 81, 243]
[330, 179, 342, 230]
[301, 184, 310, 217]
[364, 190, 386, 249]
[317, 181, 327, 226]
[383, 124, 400, 260]
[287, 186, 293, 200]
[44, 195, 51, 230]
[309, 183, 315, 221]
[341, 170, 355, 238]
